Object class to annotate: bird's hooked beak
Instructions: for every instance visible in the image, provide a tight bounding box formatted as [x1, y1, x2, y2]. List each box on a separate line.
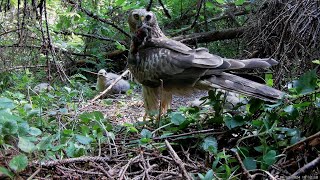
[136, 16, 151, 31]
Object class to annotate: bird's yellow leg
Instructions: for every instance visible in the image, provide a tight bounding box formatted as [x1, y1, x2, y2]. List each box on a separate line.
[161, 91, 172, 114]
[142, 86, 159, 120]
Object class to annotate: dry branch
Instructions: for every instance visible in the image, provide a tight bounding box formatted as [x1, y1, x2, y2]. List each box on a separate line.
[173, 27, 246, 45]
[66, 0, 130, 38]
[288, 157, 320, 179]
[171, 10, 248, 36]
[283, 131, 320, 153]
[165, 140, 192, 180]
[54, 30, 126, 45]
[233, 150, 253, 179]
[31, 156, 111, 167]
[118, 155, 140, 180]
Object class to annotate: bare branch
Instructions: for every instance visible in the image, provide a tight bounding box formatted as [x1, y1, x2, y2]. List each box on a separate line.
[173, 27, 246, 45]
[66, 0, 130, 38]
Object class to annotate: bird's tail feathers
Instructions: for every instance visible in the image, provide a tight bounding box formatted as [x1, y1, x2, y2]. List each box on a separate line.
[196, 72, 285, 102]
[206, 58, 278, 74]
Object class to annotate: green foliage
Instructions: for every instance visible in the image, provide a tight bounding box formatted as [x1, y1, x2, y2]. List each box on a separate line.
[9, 154, 28, 173]
[0, 1, 319, 178]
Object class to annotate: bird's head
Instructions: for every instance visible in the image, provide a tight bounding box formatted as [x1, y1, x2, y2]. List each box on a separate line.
[128, 9, 164, 38]
[97, 69, 107, 77]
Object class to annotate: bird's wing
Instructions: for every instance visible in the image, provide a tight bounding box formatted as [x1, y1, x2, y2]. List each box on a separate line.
[144, 37, 224, 69]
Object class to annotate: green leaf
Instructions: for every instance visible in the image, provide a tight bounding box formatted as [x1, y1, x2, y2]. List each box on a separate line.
[18, 137, 36, 153]
[1, 119, 18, 135]
[312, 59, 320, 64]
[243, 157, 257, 170]
[203, 169, 214, 180]
[247, 99, 263, 114]
[252, 120, 263, 127]
[216, 0, 225, 4]
[224, 115, 245, 129]
[79, 111, 104, 123]
[28, 127, 42, 136]
[315, 99, 320, 108]
[0, 97, 15, 110]
[0, 166, 14, 178]
[293, 69, 318, 95]
[75, 134, 92, 145]
[198, 173, 205, 179]
[254, 145, 264, 153]
[37, 136, 53, 150]
[265, 73, 274, 86]
[128, 126, 138, 133]
[170, 112, 186, 125]
[235, 0, 245, 5]
[283, 105, 299, 117]
[9, 154, 28, 172]
[115, 0, 126, 6]
[263, 150, 277, 165]
[202, 137, 218, 154]
[140, 129, 152, 138]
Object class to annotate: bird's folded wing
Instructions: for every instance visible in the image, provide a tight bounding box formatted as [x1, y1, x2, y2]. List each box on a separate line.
[144, 37, 224, 68]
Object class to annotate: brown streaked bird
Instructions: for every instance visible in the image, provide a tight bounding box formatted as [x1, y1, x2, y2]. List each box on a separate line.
[128, 9, 285, 116]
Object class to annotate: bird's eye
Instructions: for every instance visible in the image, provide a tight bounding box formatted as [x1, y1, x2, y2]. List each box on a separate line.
[133, 14, 139, 20]
[145, 15, 152, 21]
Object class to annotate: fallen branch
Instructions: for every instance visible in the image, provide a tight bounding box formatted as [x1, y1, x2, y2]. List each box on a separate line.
[283, 131, 320, 153]
[31, 156, 111, 167]
[0, 28, 21, 37]
[57, 165, 103, 175]
[118, 155, 140, 180]
[171, 10, 248, 36]
[287, 156, 320, 179]
[173, 27, 246, 45]
[27, 168, 41, 180]
[116, 129, 225, 143]
[90, 161, 114, 180]
[165, 140, 192, 180]
[233, 150, 253, 179]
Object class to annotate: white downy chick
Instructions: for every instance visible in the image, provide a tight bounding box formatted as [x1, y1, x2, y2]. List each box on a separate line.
[96, 69, 130, 94]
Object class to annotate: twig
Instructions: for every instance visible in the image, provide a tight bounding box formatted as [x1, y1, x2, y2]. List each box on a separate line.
[57, 165, 103, 175]
[146, 0, 153, 11]
[0, 65, 47, 72]
[53, 30, 125, 44]
[90, 69, 130, 102]
[118, 155, 140, 180]
[116, 129, 225, 143]
[283, 131, 320, 153]
[140, 153, 151, 180]
[158, 79, 163, 122]
[27, 168, 41, 180]
[67, 0, 130, 38]
[232, 150, 253, 179]
[31, 156, 111, 167]
[0, 28, 21, 37]
[81, 69, 99, 75]
[164, 140, 192, 180]
[249, 169, 276, 180]
[158, 0, 171, 18]
[90, 161, 114, 179]
[154, 129, 225, 140]
[287, 156, 320, 179]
